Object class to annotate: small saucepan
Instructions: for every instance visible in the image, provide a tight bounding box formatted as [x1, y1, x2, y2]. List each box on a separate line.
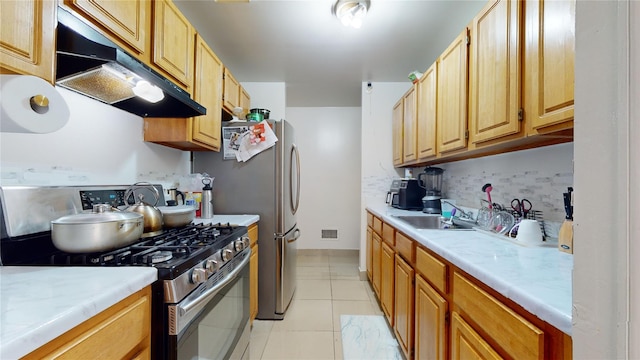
[157, 205, 196, 228]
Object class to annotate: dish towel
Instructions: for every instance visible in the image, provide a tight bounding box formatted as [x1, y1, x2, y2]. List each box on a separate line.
[340, 315, 402, 360]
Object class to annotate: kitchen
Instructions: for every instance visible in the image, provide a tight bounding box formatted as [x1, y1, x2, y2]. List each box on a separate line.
[0, 1, 638, 360]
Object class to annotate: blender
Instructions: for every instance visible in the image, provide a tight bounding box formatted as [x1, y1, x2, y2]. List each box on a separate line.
[418, 167, 444, 214]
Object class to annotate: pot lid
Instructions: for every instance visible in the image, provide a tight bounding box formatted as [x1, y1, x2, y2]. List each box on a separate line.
[52, 211, 143, 224]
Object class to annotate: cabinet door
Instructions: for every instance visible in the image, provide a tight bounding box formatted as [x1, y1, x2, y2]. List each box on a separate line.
[415, 274, 448, 360]
[191, 34, 223, 151]
[371, 232, 382, 297]
[403, 86, 418, 163]
[380, 241, 395, 325]
[417, 63, 437, 160]
[394, 254, 414, 360]
[64, 0, 150, 58]
[250, 244, 259, 323]
[239, 87, 251, 118]
[392, 99, 404, 166]
[366, 227, 373, 281]
[437, 28, 469, 154]
[524, 0, 575, 134]
[0, 0, 55, 83]
[450, 312, 503, 360]
[223, 68, 240, 111]
[153, 0, 194, 92]
[469, 0, 522, 144]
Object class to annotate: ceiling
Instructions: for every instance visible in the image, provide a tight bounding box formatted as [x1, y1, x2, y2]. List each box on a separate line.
[173, 0, 486, 107]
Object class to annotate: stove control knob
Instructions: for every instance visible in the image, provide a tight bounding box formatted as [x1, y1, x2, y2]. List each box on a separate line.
[234, 239, 245, 251]
[222, 249, 234, 262]
[204, 259, 219, 275]
[241, 236, 251, 248]
[190, 268, 207, 284]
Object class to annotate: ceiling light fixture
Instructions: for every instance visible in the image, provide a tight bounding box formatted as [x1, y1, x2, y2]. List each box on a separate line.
[333, 0, 370, 29]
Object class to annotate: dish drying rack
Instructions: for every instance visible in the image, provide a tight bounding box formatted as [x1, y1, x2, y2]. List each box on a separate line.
[505, 209, 547, 239]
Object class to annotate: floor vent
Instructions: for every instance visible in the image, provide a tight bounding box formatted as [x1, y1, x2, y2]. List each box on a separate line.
[321, 229, 338, 239]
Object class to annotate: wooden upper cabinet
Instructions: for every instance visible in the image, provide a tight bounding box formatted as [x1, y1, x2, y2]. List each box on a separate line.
[437, 28, 469, 154]
[524, 0, 575, 134]
[223, 67, 240, 112]
[0, 0, 56, 83]
[240, 87, 251, 118]
[152, 0, 194, 92]
[191, 34, 223, 150]
[64, 0, 151, 61]
[143, 34, 223, 151]
[469, 0, 522, 145]
[416, 63, 437, 160]
[392, 99, 404, 166]
[402, 85, 418, 164]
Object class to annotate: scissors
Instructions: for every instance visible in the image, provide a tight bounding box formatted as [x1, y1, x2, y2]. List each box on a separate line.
[510, 198, 532, 218]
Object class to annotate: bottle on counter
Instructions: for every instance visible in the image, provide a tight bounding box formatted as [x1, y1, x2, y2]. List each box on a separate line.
[185, 192, 196, 208]
[201, 176, 214, 219]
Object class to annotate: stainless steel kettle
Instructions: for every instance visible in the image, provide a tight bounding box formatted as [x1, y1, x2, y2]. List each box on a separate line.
[124, 182, 164, 237]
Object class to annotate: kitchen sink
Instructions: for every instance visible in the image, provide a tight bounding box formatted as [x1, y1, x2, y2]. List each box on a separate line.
[393, 215, 474, 230]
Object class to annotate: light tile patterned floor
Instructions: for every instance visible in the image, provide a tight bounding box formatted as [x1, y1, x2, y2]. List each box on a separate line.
[249, 250, 389, 360]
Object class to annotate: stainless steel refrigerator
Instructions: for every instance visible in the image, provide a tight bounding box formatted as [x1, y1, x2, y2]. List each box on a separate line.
[193, 119, 300, 320]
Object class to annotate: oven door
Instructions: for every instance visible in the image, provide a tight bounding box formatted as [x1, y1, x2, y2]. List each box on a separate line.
[167, 248, 251, 360]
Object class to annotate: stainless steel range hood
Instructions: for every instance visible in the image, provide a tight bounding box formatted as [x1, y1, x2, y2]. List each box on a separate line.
[56, 7, 206, 118]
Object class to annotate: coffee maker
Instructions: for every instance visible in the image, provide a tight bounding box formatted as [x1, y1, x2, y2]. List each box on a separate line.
[418, 167, 444, 214]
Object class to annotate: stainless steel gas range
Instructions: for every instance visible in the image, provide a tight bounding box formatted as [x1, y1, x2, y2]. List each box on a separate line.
[0, 185, 252, 360]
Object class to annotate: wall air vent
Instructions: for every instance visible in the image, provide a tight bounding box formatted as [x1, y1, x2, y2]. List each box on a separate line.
[321, 229, 338, 239]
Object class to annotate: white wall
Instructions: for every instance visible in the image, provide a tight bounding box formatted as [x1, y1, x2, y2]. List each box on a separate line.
[359, 82, 408, 269]
[286, 107, 362, 250]
[573, 1, 636, 357]
[240, 82, 286, 121]
[0, 87, 190, 187]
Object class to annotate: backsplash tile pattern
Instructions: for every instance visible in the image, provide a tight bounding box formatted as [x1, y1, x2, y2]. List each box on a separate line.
[412, 143, 574, 224]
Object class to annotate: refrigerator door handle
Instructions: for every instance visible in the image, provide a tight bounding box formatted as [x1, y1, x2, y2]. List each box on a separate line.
[287, 228, 301, 243]
[290, 144, 301, 214]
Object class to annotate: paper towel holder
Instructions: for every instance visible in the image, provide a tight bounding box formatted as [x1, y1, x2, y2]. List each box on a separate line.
[29, 94, 49, 114]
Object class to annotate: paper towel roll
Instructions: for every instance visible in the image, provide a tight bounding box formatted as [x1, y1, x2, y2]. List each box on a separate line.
[0, 75, 70, 133]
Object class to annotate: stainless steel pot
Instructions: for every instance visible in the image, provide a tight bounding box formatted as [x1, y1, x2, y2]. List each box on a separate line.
[124, 182, 164, 237]
[158, 205, 196, 228]
[51, 204, 144, 253]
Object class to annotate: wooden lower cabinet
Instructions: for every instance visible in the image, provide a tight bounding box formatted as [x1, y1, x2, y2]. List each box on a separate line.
[23, 286, 151, 360]
[248, 223, 259, 324]
[450, 311, 502, 360]
[364, 213, 572, 360]
[366, 227, 373, 281]
[394, 254, 414, 359]
[415, 274, 448, 360]
[380, 241, 395, 325]
[371, 232, 382, 297]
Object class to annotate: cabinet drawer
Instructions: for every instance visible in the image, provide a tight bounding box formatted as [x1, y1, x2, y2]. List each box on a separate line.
[248, 223, 258, 247]
[453, 272, 544, 360]
[367, 212, 373, 228]
[372, 216, 383, 235]
[395, 232, 414, 263]
[382, 222, 395, 246]
[416, 246, 447, 294]
[24, 287, 151, 359]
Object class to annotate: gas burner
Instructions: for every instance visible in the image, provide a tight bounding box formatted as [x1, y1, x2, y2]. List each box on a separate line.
[146, 250, 173, 264]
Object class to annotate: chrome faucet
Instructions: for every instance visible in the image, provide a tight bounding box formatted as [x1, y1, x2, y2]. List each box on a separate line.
[441, 200, 475, 221]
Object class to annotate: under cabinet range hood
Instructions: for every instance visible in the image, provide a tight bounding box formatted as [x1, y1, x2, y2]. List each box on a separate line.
[56, 7, 206, 118]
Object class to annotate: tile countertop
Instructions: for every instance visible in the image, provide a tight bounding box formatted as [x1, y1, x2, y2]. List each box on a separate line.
[0, 267, 157, 360]
[367, 204, 573, 336]
[0, 214, 259, 360]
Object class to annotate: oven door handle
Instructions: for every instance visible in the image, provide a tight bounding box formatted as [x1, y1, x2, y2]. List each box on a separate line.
[178, 251, 251, 316]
